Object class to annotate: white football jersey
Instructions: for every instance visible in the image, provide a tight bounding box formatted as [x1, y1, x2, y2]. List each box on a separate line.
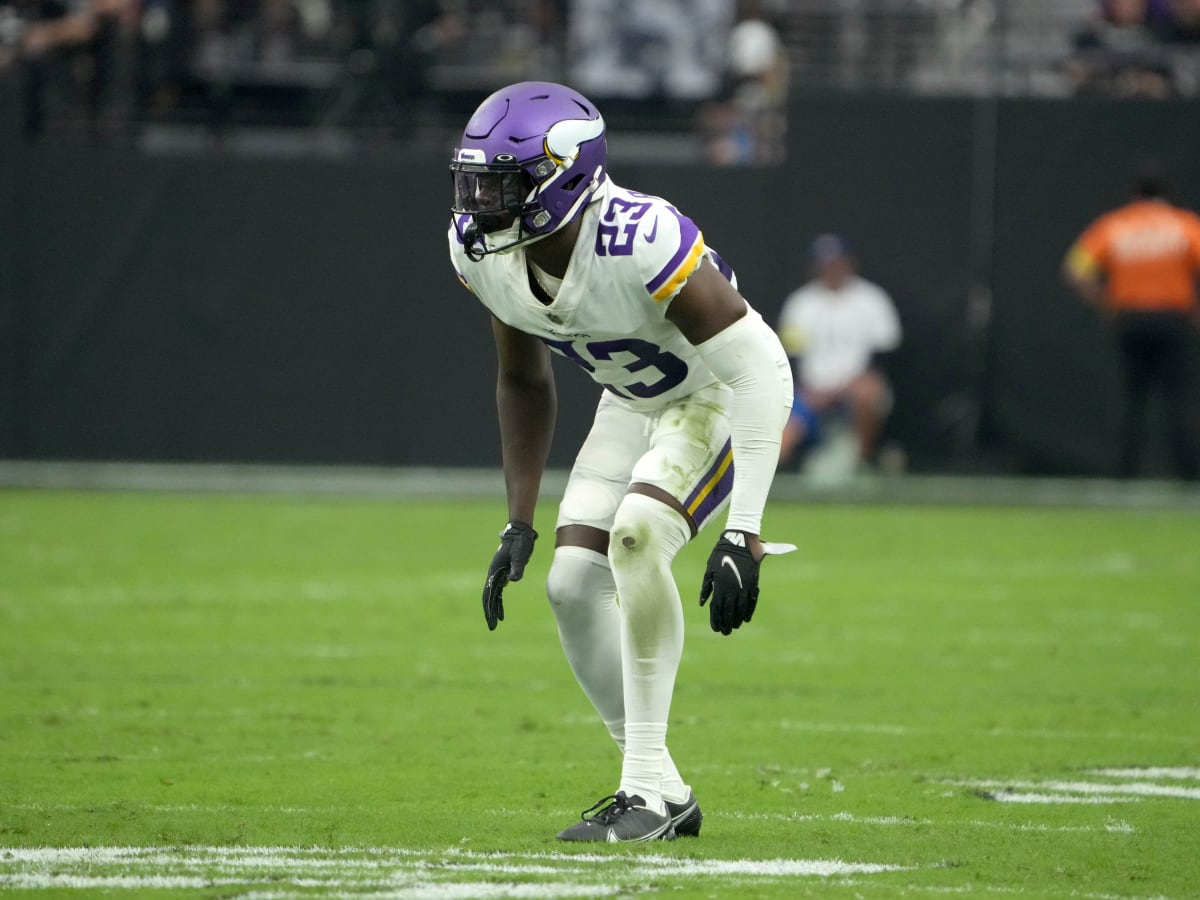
[448, 179, 747, 412]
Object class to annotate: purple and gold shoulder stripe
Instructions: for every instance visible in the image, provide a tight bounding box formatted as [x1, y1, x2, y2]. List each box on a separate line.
[646, 212, 706, 303]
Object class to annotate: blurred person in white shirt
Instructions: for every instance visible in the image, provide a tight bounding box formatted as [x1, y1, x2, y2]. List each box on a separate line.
[777, 233, 902, 470]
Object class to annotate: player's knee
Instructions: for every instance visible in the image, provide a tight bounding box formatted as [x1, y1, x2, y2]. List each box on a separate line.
[608, 493, 690, 573]
[546, 546, 610, 614]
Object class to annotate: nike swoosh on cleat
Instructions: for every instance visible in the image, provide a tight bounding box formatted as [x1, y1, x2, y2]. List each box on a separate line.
[644, 218, 659, 242]
[720, 555, 743, 588]
[606, 822, 675, 842]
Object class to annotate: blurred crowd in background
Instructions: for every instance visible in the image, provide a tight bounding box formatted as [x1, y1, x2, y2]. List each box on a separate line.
[0, 0, 1198, 157]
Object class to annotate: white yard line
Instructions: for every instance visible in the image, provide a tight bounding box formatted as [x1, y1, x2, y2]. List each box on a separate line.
[723, 810, 1135, 831]
[896, 886, 1174, 900]
[983, 792, 1139, 805]
[772, 720, 1197, 746]
[964, 818, 1135, 833]
[0, 877, 615, 899]
[0, 845, 908, 875]
[1087, 767, 1200, 780]
[947, 778, 1200, 800]
[0, 844, 910, 899]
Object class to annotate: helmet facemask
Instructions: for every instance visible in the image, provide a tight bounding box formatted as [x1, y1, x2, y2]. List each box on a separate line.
[450, 165, 536, 236]
[450, 157, 549, 260]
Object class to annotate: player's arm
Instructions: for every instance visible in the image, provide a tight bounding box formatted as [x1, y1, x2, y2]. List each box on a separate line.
[865, 289, 902, 375]
[1062, 232, 1106, 309]
[666, 259, 794, 635]
[666, 256, 749, 344]
[667, 258, 791, 555]
[492, 316, 556, 527]
[480, 316, 556, 630]
[1187, 213, 1200, 331]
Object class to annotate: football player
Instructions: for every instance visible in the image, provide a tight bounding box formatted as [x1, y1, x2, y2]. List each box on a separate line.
[448, 81, 794, 842]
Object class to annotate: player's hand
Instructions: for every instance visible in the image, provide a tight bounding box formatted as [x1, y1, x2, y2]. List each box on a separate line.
[482, 521, 538, 631]
[699, 530, 761, 635]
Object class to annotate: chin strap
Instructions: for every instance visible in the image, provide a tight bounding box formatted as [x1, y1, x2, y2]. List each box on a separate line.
[463, 222, 485, 261]
[460, 216, 548, 260]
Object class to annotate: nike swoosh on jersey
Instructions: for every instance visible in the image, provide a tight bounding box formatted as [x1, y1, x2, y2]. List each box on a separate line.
[719, 555, 743, 589]
[644, 217, 659, 243]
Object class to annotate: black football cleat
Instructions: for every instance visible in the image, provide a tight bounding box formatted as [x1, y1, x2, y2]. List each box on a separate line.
[665, 791, 703, 837]
[556, 791, 677, 843]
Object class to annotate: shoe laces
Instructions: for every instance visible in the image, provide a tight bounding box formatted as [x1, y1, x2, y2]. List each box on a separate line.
[580, 791, 642, 824]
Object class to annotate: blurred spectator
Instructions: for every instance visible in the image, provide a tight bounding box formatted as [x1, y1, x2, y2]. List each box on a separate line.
[777, 234, 902, 473]
[1159, 0, 1200, 93]
[133, 0, 184, 114]
[1165, 0, 1200, 39]
[8, 0, 132, 138]
[317, 0, 453, 135]
[787, 0, 938, 93]
[568, 0, 731, 100]
[1067, 0, 1177, 96]
[702, 0, 787, 166]
[1062, 164, 1200, 480]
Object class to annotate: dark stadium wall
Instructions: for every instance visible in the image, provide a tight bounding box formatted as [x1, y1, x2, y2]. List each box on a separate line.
[989, 100, 1200, 476]
[2, 97, 1198, 474]
[0, 81, 21, 458]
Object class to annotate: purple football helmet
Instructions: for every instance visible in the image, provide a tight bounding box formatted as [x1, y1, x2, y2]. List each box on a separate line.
[450, 81, 607, 260]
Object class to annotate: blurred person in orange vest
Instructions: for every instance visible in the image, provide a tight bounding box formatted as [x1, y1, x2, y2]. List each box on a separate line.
[1062, 164, 1200, 480]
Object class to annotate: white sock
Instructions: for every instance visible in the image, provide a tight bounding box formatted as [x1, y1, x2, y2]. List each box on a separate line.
[661, 755, 691, 805]
[608, 492, 691, 814]
[608, 731, 690, 805]
[622, 722, 668, 813]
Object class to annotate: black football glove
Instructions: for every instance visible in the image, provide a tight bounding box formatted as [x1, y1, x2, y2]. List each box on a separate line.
[482, 521, 538, 631]
[699, 530, 761, 636]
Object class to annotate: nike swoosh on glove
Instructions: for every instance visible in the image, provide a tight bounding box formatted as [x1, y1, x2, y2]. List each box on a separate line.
[482, 521, 537, 631]
[699, 530, 760, 635]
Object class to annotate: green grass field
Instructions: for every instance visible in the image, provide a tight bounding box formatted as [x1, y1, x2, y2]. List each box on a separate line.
[1, 482, 1198, 898]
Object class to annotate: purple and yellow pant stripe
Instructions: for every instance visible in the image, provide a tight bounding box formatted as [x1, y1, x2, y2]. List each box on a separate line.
[684, 438, 734, 532]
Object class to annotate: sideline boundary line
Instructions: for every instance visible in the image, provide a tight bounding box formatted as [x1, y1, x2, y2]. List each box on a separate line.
[2, 461, 1199, 510]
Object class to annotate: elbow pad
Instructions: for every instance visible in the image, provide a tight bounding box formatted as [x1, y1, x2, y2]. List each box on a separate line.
[693, 309, 793, 534]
